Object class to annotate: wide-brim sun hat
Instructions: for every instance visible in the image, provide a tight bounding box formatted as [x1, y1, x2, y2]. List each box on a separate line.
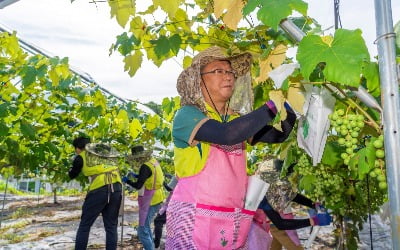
[177, 46, 253, 114]
[85, 143, 121, 158]
[85, 143, 121, 167]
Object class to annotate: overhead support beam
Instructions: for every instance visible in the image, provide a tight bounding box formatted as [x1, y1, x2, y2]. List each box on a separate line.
[0, 0, 20, 9]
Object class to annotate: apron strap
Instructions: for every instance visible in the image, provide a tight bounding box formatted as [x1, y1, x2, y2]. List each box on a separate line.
[89, 169, 120, 203]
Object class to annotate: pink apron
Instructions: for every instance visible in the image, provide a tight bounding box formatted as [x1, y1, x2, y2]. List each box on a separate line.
[281, 213, 301, 246]
[138, 165, 157, 226]
[166, 143, 255, 249]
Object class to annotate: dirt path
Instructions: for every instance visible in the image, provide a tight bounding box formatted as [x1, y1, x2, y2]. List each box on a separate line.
[0, 194, 145, 249]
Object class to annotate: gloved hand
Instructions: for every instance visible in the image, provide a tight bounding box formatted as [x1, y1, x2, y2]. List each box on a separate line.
[308, 208, 317, 217]
[284, 101, 294, 113]
[311, 212, 332, 226]
[314, 202, 327, 211]
[266, 100, 277, 115]
[127, 171, 139, 178]
[122, 176, 129, 183]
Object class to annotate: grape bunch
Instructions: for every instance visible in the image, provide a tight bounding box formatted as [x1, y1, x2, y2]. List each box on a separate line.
[369, 135, 387, 190]
[328, 109, 365, 165]
[294, 155, 347, 213]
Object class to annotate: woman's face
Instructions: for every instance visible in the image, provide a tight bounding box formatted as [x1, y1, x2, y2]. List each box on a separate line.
[200, 60, 236, 104]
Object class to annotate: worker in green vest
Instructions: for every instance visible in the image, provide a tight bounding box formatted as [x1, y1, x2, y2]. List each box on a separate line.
[122, 145, 166, 250]
[69, 137, 122, 250]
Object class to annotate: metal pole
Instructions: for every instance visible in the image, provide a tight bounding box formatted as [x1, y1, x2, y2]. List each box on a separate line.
[0, 176, 9, 228]
[120, 183, 125, 247]
[334, 0, 339, 29]
[374, 1, 400, 249]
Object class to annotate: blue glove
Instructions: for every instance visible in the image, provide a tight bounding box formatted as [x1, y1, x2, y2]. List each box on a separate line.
[128, 172, 139, 178]
[308, 208, 317, 217]
[312, 212, 332, 226]
[122, 176, 129, 183]
[284, 101, 294, 113]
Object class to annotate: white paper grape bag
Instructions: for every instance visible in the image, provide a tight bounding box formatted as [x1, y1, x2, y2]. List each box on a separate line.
[297, 85, 336, 166]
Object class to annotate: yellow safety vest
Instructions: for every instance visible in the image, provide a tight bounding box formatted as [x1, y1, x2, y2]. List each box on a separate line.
[144, 158, 165, 205]
[80, 151, 122, 191]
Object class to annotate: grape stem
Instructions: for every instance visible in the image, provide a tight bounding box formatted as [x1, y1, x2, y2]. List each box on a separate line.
[323, 84, 382, 133]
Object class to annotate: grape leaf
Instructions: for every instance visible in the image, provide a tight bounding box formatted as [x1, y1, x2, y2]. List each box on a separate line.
[169, 34, 182, 55]
[129, 118, 143, 139]
[21, 65, 37, 87]
[115, 109, 129, 132]
[297, 29, 370, 87]
[358, 143, 376, 179]
[123, 50, 143, 77]
[182, 56, 192, 69]
[362, 61, 380, 97]
[0, 122, 9, 137]
[114, 32, 134, 56]
[153, 0, 181, 19]
[255, 44, 287, 83]
[151, 35, 170, 58]
[257, 0, 308, 31]
[299, 174, 316, 192]
[146, 115, 160, 130]
[109, 0, 135, 28]
[321, 141, 342, 167]
[213, 0, 244, 30]
[242, 0, 260, 16]
[287, 82, 304, 114]
[20, 120, 36, 140]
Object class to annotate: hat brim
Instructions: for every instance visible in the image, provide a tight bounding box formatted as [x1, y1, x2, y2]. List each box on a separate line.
[177, 47, 253, 113]
[199, 52, 252, 77]
[85, 143, 121, 158]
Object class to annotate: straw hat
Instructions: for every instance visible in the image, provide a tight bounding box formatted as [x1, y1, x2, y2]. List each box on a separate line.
[177, 46, 253, 113]
[85, 143, 121, 158]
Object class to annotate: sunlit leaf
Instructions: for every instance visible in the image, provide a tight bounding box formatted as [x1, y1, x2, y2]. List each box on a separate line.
[153, 0, 182, 19]
[115, 109, 129, 132]
[108, 0, 135, 28]
[256, 44, 287, 83]
[183, 56, 192, 69]
[124, 49, 143, 77]
[297, 29, 370, 87]
[257, 0, 308, 30]
[287, 82, 304, 114]
[129, 118, 143, 139]
[146, 115, 160, 130]
[214, 0, 244, 30]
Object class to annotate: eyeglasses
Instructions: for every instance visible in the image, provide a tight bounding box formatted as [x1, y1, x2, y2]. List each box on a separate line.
[200, 69, 237, 78]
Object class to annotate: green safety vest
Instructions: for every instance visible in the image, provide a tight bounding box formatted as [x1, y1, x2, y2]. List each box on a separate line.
[144, 158, 165, 205]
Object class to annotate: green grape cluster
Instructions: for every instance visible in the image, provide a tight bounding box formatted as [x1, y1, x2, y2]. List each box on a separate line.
[328, 109, 365, 165]
[369, 135, 387, 190]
